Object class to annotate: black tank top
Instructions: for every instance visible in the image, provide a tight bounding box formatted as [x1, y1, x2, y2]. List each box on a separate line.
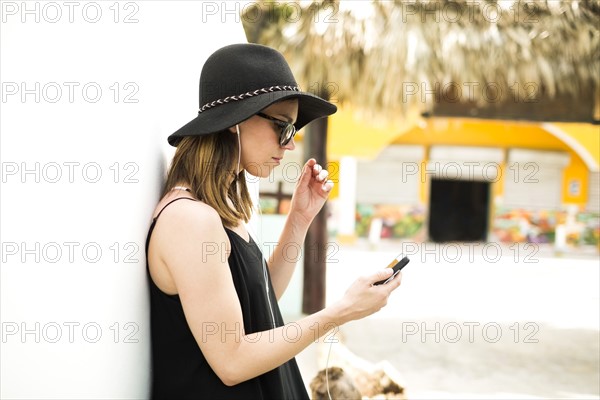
[145, 197, 309, 399]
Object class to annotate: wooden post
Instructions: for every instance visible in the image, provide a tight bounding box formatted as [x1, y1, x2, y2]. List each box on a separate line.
[302, 116, 329, 314]
[594, 84, 600, 122]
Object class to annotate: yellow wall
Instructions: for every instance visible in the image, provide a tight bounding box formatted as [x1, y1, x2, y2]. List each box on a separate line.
[552, 122, 600, 167]
[393, 118, 568, 149]
[327, 160, 340, 198]
[327, 106, 423, 160]
[563, 157, 589, 204]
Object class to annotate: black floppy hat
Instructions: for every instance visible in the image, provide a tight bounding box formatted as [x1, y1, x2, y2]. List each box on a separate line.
[168, 43, 337, 146]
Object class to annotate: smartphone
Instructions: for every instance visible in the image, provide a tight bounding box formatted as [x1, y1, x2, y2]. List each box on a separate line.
[373, 255, 410, 285]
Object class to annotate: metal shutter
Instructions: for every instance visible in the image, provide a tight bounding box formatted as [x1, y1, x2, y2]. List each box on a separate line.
[357, 145, 424, 204]
[503, 149, 570, 210]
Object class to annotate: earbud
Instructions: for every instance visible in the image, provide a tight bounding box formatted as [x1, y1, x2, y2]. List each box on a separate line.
[234, 124, 242, 202]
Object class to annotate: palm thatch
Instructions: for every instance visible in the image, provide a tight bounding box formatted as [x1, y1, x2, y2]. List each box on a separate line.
[243, 0, 600, 123]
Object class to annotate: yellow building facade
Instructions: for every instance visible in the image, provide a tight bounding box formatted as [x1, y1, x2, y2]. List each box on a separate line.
[324, 106, 600, 250]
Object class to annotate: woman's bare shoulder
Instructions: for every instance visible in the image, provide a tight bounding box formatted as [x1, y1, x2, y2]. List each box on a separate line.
[148, 195, 231, 296]
[152, 195, 228, 244]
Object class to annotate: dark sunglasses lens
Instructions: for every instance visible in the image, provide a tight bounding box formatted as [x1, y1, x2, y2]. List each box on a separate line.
[280, 124, 295, 146]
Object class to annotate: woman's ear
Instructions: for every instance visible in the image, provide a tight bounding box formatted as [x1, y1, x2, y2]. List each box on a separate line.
[228, 125, 238, 134]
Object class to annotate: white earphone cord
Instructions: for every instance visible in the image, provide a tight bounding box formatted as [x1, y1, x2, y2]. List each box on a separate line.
[239, 129, 333, 397]
[235, 124, 241, 199]
[253, 191, 277, 329]
[254, 178, 334, 399]
[325, 334, 335, 400]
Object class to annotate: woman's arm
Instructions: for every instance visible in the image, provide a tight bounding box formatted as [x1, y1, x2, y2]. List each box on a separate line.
[211, 270, 397, 387]
[154, 199, 400, 387]
[267, 158, 332, 299]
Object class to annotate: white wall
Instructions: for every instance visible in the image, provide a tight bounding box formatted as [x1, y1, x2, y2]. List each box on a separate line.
[1, 2, 247, 398]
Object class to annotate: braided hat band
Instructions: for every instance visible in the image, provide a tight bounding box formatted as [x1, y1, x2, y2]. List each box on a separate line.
[199, 85, 300, 113]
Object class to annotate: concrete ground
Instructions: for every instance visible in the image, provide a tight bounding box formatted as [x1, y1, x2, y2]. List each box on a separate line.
[286, 244, 600, 399]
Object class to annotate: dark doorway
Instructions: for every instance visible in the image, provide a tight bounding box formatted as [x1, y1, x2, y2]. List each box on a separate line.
[428, 179, 490, 242]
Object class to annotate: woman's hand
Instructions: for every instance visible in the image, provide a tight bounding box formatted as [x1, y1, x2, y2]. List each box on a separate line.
[330, 268, 403, 325]
[288, 158, 334, 226]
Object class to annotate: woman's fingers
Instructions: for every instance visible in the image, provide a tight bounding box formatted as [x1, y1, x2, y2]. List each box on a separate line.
[317, 169, 329, 182]
[306, 160, 334, 192]
[368, 268, 394, 285]
[297, 159, 316, 187]
[312, 162, 322, 175]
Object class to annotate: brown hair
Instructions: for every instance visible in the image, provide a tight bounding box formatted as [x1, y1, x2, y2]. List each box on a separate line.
[162, 131, 253, 228]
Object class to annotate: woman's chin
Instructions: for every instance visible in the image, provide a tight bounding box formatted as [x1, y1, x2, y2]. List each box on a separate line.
[246, 165, 276, 179]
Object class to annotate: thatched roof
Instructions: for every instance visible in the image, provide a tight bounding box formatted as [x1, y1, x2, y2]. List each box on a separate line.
[243, 0, 600, 122]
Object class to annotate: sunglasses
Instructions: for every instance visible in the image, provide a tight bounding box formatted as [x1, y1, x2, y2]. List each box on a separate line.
[256, 112, 297, 146]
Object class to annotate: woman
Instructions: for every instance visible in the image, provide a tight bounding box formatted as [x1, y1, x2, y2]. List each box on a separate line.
[145, 43, 402, 399]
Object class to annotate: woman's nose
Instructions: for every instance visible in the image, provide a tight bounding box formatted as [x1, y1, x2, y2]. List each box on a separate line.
[282, 135, 296, 151]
